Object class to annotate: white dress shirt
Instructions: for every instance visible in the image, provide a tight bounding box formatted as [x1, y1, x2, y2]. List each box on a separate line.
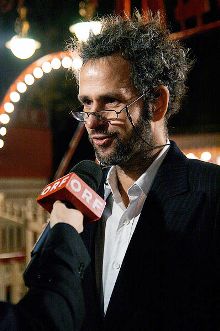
[102, 143, 170, 314]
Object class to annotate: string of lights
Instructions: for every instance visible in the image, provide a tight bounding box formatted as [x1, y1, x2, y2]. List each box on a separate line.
[0, 51, 83, 149]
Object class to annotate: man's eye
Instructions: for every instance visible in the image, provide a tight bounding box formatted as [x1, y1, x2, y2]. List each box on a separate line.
[81, 101, 93, 111]
[104, 98, 120, 108]
[83, 100, 92, 106]
[107, 97, 118, 104]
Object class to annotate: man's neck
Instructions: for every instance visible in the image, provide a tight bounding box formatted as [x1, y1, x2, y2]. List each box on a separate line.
[115, 150, 160, 207]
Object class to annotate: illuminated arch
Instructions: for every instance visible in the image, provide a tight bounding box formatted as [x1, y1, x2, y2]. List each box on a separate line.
[0, 50, 82, 149]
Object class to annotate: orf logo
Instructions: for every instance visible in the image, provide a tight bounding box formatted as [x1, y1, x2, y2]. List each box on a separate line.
[40, 174, 70, 196]
[69, 178, 105, 213]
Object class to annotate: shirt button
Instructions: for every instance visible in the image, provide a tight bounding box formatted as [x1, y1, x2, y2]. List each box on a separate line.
[113, 262, 121, 269]
[123, 219, 130, 225]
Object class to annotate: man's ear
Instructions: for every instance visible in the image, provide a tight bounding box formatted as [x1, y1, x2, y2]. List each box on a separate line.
[151, 85, 169, 122]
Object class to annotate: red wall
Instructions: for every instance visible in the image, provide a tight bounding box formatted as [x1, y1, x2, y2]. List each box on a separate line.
[0, 127, 52, 178]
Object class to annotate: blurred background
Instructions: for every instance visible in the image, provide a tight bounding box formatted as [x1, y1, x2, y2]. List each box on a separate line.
[0, 0, 219, 303]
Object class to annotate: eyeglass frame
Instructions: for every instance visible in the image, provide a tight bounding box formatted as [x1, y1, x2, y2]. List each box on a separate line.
[69, 93, 145, 123]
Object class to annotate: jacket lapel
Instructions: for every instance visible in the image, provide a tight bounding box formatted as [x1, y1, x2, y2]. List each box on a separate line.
[80, 170, 108, 329]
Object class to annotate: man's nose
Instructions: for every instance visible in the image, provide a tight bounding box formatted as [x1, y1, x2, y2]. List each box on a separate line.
[85, 113, 107, 129]
[84, 101, 108, 128]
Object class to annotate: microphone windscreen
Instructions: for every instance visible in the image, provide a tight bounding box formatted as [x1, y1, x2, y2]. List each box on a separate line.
[70, 160, 102, 191]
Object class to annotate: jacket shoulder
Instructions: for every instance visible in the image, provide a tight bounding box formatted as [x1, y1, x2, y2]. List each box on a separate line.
[187, 158, 220, 194]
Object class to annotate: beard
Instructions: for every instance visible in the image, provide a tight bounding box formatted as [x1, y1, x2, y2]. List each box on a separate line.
[88, 117, 155, 167]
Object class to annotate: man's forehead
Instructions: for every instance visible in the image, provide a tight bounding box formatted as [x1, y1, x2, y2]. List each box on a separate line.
[80, 54, 131, 76]
[78, 55, 137, 99]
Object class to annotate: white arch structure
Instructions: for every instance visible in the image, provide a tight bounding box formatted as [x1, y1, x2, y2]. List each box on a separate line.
[0, 51, 82, 149]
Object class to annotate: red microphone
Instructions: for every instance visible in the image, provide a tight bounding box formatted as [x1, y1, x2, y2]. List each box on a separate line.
[31, 160, 105, 256]
[37, 162, 105, 221]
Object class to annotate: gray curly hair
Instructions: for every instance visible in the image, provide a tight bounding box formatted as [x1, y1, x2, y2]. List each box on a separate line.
[71, 12, 193, 119]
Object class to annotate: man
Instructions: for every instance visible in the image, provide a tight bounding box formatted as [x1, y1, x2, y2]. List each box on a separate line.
[0, 202, 89, 331]
[67, 12, 220, 331]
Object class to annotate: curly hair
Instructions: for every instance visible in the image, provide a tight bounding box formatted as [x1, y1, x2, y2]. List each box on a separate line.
[71, 12, 193, 119]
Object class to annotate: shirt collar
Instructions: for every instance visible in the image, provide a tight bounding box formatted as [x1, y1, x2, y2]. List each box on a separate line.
[104, 141, 170, 201]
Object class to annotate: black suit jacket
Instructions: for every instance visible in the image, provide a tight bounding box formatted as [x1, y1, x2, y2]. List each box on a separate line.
[0, 223, 90, 331]
[81, 141, 220, 331]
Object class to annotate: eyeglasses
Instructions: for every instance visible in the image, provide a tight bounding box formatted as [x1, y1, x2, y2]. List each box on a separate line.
[70, 93, 145, 123]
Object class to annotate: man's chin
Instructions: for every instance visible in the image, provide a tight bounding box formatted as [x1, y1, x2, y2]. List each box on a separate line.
[92, 144, 119, 166]
[94, 150, 114, 166]
[95, 149, 132, 167]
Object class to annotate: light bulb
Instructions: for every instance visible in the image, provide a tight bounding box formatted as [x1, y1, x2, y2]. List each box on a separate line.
[51, 58, 61, 69]
[24, 74, 35, 85]
[0, 127, 7, 136]
[69, 21, 101, 42]
[42, 61, 52, 73]
[6, 35, 41, 59]
[4, 102, 14, 113]
[0, 114, 10, 124]
[201, 151, 212, 162]
[33, 67, 44, 78]
[0, 139, 4, 148]
[17, 82, 27, 93]
[10, 91, 20, 102]
[62, 56, 72, 68]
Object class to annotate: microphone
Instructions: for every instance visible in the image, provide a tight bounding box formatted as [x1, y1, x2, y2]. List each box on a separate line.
[31, 160, 105, 255]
